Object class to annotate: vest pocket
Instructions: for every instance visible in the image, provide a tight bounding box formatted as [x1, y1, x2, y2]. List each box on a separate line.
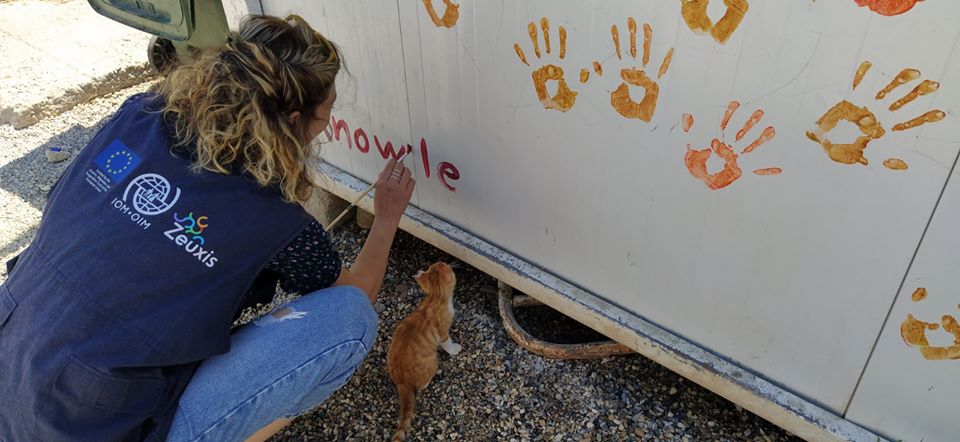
[54, 354, 168, 414]
[0, 286, 15, 338]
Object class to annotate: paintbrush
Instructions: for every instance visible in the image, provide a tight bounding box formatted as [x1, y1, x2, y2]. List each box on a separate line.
[324, 150, 409, 232]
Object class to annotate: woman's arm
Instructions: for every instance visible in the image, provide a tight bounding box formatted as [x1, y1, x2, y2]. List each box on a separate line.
[333, 157, 414, 303]
[332, 217, 398, 303]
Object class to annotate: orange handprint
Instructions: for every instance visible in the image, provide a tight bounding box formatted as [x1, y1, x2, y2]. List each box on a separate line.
[807, 61, 945, 170]
[681, 0, 749, 44]
[855, 0, 924, 16]
[514, 18, 577, 112]
[683, 101, 779, 190]
[422, 0, 459, 28]
[596, 18, 675, 122]
[901, 288, 960, 360]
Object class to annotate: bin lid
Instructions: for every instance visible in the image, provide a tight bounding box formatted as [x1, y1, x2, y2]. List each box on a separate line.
[87, 0, 193, 41]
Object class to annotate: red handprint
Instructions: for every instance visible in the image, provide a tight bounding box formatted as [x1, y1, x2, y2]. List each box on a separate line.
[683, 101, 779, 190]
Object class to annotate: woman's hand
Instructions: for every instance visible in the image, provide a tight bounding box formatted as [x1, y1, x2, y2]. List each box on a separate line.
[373, 157, 415, 224]
[333, 157, 414, 302]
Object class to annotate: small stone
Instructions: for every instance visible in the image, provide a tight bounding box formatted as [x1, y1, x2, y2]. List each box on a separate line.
[45, 148, 70, 163]
[39, 183, 51, 192]
[669, 387, 677, 395]
[356, 209, 375, 229]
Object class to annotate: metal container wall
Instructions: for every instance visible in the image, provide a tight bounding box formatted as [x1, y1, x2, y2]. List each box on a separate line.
[258, 1, 960, 439]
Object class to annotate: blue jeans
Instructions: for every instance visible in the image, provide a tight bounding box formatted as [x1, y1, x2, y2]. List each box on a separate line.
[166, 285, 378, 442]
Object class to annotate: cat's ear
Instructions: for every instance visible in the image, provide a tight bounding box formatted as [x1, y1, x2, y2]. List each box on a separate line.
[413, 270, 425, 281]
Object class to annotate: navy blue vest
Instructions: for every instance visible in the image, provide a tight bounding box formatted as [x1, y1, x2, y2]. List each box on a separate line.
[0, 94, 313, 441]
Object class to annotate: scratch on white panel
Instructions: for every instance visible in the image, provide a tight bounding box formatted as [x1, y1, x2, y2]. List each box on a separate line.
[495, 0, 505, 50]
[458, 37, 478, 67]
[473, 0, 481, 133]
[742, 33, 823, 106]
[905, 148, 960, 176]
[915, 30, 960, 143]
[727, 12, 750, 101]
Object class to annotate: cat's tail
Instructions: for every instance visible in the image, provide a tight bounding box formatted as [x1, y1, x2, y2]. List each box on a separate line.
[391, 383, 417, 441]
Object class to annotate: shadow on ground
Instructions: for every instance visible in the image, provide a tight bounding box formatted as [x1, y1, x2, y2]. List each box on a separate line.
[0, 117, 109, 275]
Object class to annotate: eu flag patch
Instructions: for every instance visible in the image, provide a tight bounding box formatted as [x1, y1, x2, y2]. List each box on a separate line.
[94, 139, 141, 183]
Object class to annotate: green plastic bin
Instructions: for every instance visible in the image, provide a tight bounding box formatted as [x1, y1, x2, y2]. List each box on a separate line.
[87, 0, 230, 72]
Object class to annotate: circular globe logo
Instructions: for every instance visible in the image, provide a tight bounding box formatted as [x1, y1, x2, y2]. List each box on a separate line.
[122, 173, 181, 216]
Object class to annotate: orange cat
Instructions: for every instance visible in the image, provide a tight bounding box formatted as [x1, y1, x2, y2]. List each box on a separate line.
[386, 262, 460, 441]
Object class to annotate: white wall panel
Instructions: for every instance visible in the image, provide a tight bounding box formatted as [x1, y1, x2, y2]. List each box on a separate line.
[260, 1, 960, 433]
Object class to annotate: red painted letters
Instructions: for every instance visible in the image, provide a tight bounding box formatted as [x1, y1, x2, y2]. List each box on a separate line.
[353, 128, 370, 153]
[374, 136, 407, 160]
[332, 117, 351, 149]
[438, 161, 460, 192]
[420, 138, 431, 178]
[328, 114, 460, 192]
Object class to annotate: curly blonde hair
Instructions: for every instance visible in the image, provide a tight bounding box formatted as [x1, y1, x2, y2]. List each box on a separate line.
[155, 14, 342, 204]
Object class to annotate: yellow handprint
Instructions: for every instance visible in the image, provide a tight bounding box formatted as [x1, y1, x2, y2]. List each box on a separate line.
[901, 288, 960, 360]
[514, 18, 577, 112]
[596, 18, 675, 122]
[422, 0, 459, 28]
[807, 61, 946, 170]
[681, 0, 749, 44]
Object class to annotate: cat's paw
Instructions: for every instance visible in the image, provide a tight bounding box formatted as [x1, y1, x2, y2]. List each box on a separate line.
[441, 340, 462, 356]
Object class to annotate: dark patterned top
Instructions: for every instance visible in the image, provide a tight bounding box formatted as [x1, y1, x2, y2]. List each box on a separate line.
[235, 220, 342, 317]
[266, 219, 342, 292]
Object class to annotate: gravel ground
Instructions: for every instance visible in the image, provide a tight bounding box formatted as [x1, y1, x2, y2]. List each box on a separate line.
[0, 83, 801, 442]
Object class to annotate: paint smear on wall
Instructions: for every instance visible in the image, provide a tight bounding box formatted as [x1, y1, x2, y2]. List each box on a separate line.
[853, 61, 872, 89]
[753, 167, 782, 175]
[601, 19, 674, 122]
[883, 158, 909, 170]
[682, 113, 694, 132]
[422, 0, 460, 28]
[893, 110, 946, 131]
[514, 17, 577, 112]
[683, 100, 779, 190]
[680, 0, 749, 44]
[807, 61, 945, 169]
[901, 288, 960, 360]
[854, 0, 925, 16]
[912, 287, 928, 302]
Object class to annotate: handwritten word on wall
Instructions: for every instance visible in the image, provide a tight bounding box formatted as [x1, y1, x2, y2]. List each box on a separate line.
[325, 115, 461, 192]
